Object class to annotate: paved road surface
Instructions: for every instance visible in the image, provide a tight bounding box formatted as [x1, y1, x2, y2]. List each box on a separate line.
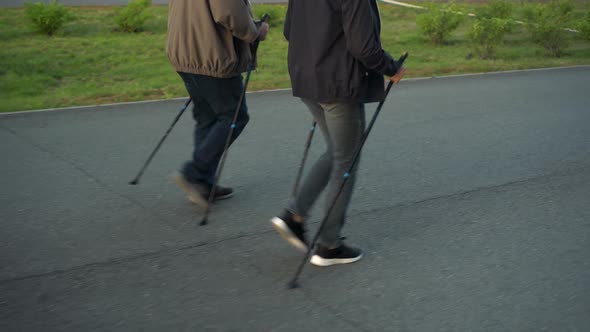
[1, 67, 589, 331]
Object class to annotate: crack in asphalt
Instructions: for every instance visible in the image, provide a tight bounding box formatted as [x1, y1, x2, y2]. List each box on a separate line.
[1, 123, 588, 286]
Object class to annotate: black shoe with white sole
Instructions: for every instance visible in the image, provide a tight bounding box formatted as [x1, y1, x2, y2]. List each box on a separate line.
[270, 210, 308, 251]
[210, 185, 234, 200]
[310, 244, 363, 266]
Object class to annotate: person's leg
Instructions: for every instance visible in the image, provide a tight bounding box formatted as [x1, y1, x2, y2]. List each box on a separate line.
[317, 102, 365, 249]
[177, 73, 249, 185]
[190, 74, 250, 185]
[177, 72, 217, 185]
[272, 98, 363, 252]
[308, 102, 366, 266]
[287, 98, 334, 217]
[271, 98, 334, 251]
[174, 72, 246, 206]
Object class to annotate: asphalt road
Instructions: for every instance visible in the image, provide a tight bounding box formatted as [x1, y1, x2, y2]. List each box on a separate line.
[1, 67, 589, 331]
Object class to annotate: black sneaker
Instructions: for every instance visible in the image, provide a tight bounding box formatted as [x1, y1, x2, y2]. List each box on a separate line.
[210, 185, 234, 200]
[310, 243, 363, 266]
[270, 210, 308, 251]
[173, 172, 234, 207]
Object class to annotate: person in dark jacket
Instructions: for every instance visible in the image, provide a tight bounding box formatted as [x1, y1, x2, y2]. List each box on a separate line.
[271, 0, 406, 266]
[167, 0, 269, 207]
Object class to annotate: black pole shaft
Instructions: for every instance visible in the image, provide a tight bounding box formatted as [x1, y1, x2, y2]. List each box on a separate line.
[129, 98, 192, 185]
[288, 81, 395, 289]
[291, 121, 317, 197]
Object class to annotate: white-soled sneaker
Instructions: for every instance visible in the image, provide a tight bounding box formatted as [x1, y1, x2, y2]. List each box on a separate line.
[310, 244, 363, 266]
[270, 210, 308, 252]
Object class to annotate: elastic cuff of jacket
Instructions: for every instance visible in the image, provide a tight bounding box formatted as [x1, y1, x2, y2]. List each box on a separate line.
[388, 60, 401, 77]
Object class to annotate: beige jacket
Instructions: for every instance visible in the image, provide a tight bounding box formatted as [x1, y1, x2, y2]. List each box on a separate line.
[167, 0, 259, 78]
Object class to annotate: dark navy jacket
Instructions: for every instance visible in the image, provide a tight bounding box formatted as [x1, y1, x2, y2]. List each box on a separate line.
[284, 0, 401, 103]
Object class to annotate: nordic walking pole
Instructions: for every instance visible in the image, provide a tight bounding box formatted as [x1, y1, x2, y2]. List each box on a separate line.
[129, 98, 192, 185]
[291, 121, 317, 197]
[287, 53, 409, 288]
[200, 13, 270, 226]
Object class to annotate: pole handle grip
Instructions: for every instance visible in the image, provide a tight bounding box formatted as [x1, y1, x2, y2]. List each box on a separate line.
[398, 52, 409, 67]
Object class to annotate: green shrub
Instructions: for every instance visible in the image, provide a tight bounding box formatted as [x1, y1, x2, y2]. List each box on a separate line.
[478, 0, 513, 20]
[114, 0, 152, 33]
[25, 0, 75, 36]
[468, 0, 514, 59]
[522, 0, 574, 57]
[416, 2, 464, 45]
[576, 11, 590, 41]
[468, 18, 512, 59]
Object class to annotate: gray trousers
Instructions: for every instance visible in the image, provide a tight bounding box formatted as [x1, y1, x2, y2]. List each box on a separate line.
[288, 98, 366, 248]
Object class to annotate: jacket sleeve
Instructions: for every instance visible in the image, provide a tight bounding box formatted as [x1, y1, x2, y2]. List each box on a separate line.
[210, 0, 259, 43]
[341, 0, 399, 76]
[283, 0, 293, 41]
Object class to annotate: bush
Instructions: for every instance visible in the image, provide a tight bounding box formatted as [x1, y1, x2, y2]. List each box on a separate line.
[468, 18, 512, 59]
[478, 0, 513, 20]
[416, 2, 464, 45]
[522, 0, 574, 57]
[25, 0, 75, 36]
[114, 0, 152, 33]
[576, 11, 590, 41]
[468, 0, 514, 59]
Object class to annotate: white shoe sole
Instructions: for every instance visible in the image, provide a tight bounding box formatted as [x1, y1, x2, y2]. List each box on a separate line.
[270, 217, 307, 252]
[310, 253, 363, 267]
[213, 191, 234, 200]
[187, 191, 234, 205]
[173, 173, 208, 208]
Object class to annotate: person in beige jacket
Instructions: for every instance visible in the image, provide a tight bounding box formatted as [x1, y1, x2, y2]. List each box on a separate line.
[167, 0, 269, 206]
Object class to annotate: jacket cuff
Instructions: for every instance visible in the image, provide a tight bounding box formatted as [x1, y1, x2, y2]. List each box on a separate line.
[385, 58, 401, 77]
[243, 23, 260, 44]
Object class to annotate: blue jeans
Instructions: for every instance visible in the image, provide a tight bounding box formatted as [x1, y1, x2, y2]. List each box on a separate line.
[177, 72, 250, 185]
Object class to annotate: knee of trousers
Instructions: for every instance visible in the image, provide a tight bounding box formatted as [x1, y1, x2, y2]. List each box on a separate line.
[332, 152, 360, 169]
[320, 151, 333, 163]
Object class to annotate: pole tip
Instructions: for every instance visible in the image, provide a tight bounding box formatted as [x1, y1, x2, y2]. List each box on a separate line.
[129, 180, 138, 185]
[199, 218, 208, 226]
[287, 280, 300, 289]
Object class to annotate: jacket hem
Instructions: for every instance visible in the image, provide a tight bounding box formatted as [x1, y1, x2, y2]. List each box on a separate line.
[171, 65, 248, 79]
